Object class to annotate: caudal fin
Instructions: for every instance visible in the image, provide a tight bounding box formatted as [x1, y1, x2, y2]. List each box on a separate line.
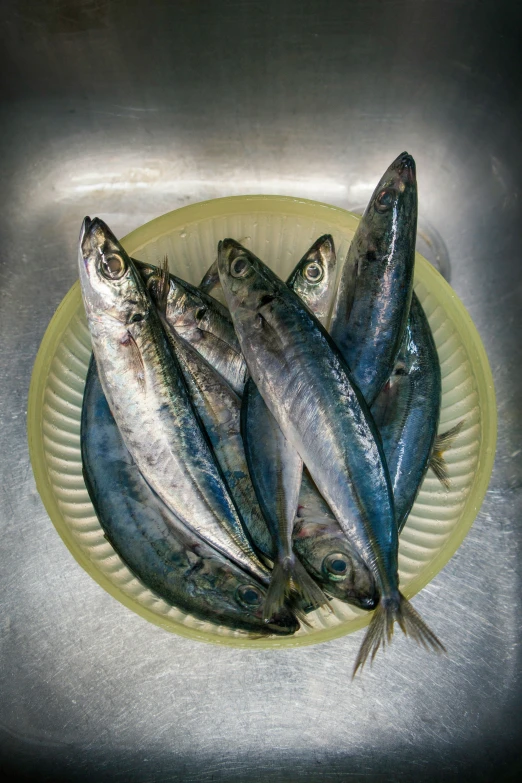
[263, 555, 331, 622]
[353, 592, 445, 677]
[429, 420, 464, 489]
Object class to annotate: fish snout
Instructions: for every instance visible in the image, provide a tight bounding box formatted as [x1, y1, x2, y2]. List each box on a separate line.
[80, 216, 92, 245]
[358, 594, 380, 611]
[395, 152, 416, 184]
[265, 605, 300, 635]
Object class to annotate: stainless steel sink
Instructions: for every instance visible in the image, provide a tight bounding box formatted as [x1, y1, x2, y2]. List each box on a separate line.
[1, 1, 520, 781]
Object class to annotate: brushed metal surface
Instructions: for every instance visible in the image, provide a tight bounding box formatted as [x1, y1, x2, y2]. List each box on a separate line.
[1, 1, 520, 781]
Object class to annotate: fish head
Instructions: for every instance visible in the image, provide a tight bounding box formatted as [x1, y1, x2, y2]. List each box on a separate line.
[78, 217, 149, 326]
[293, 518, 379, 610]
[234, 581, 299, 634]
[287, 234, 337, 324]
[144, 267, 234, 347]
[218, 238, 278, 315]
[139, 265, 205, 339]
[358, 151, 418, 266]
[199, 561, 299, 634]
[164, 278, 203, 332]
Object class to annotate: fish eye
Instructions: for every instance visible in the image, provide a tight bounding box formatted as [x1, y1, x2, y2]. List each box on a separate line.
[130, 313, 144, 323]
[394, 363, 407, 376]
[375, 188, 396, 213]
[145, 274, 159, 292]
[194, 306, 207, 321]
[235, 584, 262, 608]
[100, 253, 126, 280]
[230, 255, 250, 278]
[322, 553, 351, 581]
[303, 261, 324, 283]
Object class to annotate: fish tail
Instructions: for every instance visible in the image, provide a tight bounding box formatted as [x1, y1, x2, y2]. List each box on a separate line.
[429, 420, 465, 489]
[263, 555, 331, 622]
[353, 592, 445, 677]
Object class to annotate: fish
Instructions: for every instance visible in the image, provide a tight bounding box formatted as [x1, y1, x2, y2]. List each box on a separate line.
[81, 357, 298, 635]
[218, 238, 445, 673]
[78, 217, 270, 588]
[330, 152, 418, 406]
[137, 261, 247, 396]
[372, 294, 463, 530]
[241, 236, 338, 616]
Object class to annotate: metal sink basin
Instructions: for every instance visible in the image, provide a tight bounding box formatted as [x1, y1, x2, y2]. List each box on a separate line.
[1, 1, 520, 781]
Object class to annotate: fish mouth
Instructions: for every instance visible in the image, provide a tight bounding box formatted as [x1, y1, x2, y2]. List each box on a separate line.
[80, 216, 120, 264]
[221, 238, 242, 252]
[265, 608, 300, 635]
[357, 598, 379, 612]
[80, 216, 92, 246]
[394, 151, 416, 183]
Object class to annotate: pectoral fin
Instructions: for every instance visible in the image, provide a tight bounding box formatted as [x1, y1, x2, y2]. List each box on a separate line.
[429, 420, 464, 489]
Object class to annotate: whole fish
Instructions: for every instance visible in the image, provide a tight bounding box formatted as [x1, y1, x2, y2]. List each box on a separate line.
[137, 261, 247, 396]
[218, 239, 444, 673]
[330, 152, 418, 406]
[242, 236, 337, 616]
[372, 293, 463, 530]
[81, 358, 298, 635]
[78, 217, 269, 587]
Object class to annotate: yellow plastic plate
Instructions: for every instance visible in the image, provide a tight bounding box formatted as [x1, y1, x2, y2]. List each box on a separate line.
[28, 196, 497, 648]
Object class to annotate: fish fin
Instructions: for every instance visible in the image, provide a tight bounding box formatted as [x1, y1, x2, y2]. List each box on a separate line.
[429, 420, 465, 489]
[289, 603, 313, 629]
[263, 555, 331, 622]
[352, 592, 445, 678]
[121, 331, 145, 389]
[154, 254, 170, 316]
[199, 258, 220, 294]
